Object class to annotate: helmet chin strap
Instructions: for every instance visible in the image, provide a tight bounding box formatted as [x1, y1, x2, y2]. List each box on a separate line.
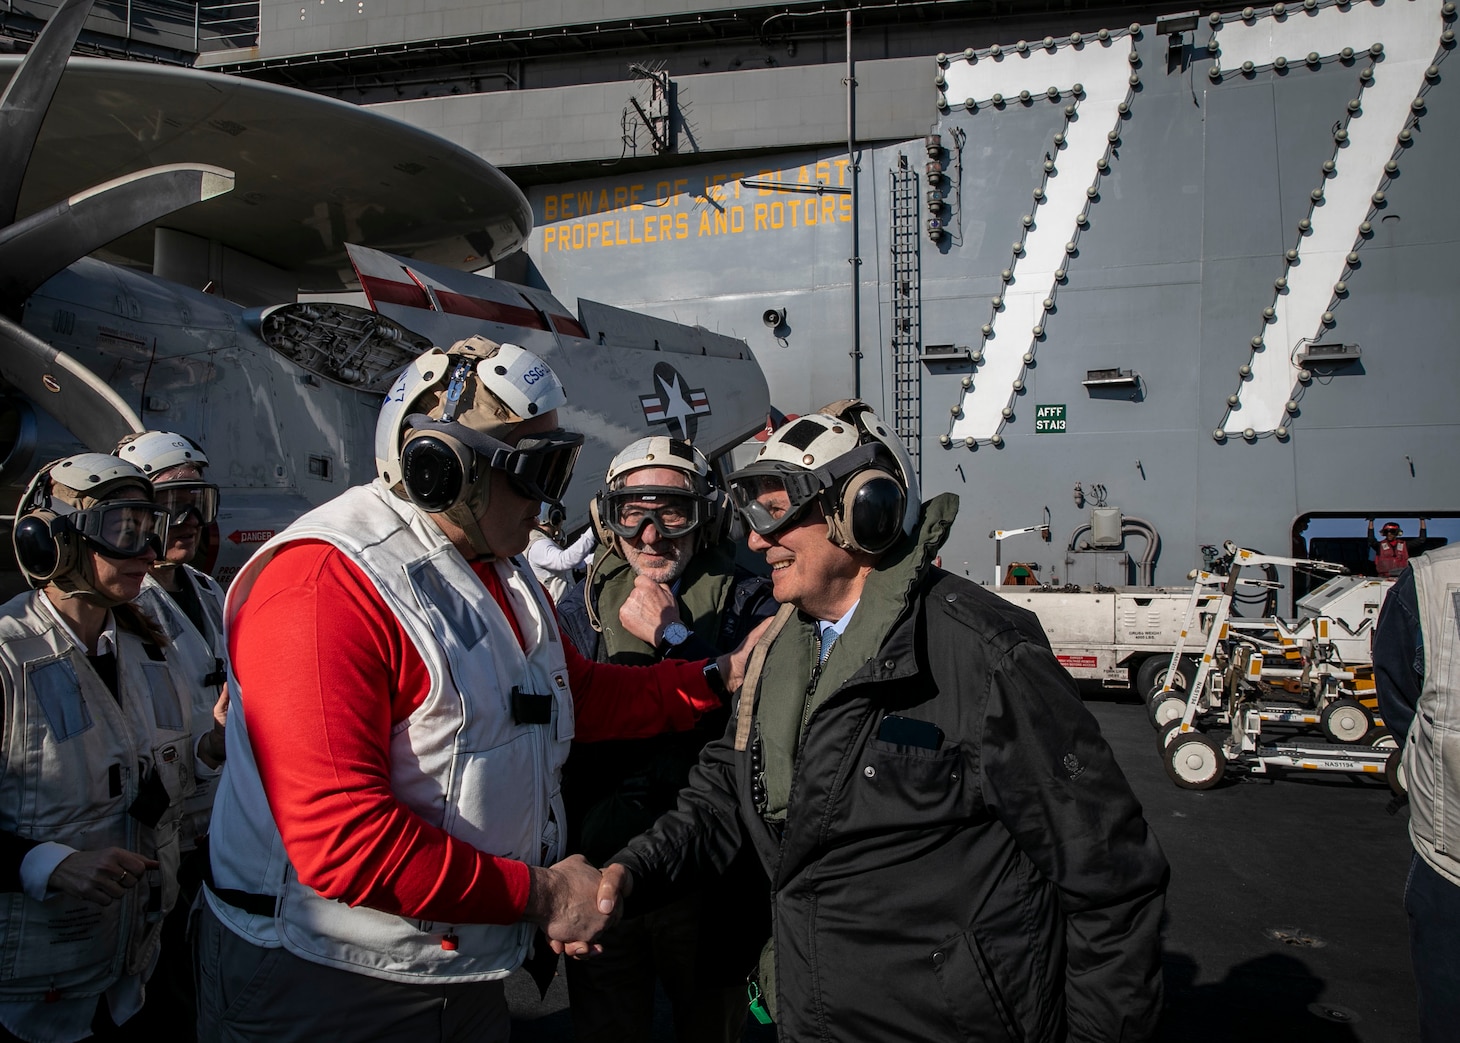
[443, 469, 497, 560]
[50, 553, 130, 609]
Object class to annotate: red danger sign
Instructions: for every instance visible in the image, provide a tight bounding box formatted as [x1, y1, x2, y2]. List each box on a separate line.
[227, 529, 275, 545]
[1057, 655, 1099, 670]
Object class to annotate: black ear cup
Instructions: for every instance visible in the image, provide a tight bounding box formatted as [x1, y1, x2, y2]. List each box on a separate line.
[589, 493, 615, 550]
[13, 512, 73, 584]
[836, 470, 906, 555]
[400, 431, 475, 513]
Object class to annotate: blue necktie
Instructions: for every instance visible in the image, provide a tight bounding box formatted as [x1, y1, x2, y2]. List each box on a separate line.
[819, 625, 839, 664]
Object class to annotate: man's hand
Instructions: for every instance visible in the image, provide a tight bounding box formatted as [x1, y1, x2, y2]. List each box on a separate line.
[199, 686, 230, 769]
[524, 854, 621, 957]
[597, 863, 634, 912]
[619, 574, 680, 646]
[48, 848, 158, 907]
[718, 616, 775, 692]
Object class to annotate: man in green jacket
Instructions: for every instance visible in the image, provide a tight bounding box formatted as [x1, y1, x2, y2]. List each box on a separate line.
[595, 399, 1169, 1042]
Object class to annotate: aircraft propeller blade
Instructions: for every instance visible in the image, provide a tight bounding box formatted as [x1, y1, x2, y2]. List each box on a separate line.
[0, 163, 235, 311]
[0, 0, 97, 228]
[0, 313, 143, 451]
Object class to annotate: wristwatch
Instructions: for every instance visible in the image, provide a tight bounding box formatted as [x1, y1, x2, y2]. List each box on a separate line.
[658, 621, 691, 653]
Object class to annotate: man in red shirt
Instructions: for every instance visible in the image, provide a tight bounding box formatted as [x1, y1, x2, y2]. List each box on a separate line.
[197, 337, 754, 1043]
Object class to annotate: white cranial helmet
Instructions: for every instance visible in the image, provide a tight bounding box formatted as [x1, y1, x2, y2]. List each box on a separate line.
[727, 400, 919, 555]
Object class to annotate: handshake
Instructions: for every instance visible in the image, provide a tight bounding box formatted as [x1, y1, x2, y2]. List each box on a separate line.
[525, 854, 634, 958]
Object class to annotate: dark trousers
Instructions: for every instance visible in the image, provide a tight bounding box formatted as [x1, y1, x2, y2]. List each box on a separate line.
[194, 901, 510, 1043]
[565, 892, 746, 1043]
[1405, 851, 1460, 1043]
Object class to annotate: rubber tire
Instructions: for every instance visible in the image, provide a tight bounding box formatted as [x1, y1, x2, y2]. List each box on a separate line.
[1369, 728, 1397, 750]
[1166, 731, 1227, 790]
[1157, 718, 1184, 751]
[1149, 690, 1190, 730]
[1320, 697, 1371, 745]
[1385, 746, 1408, 796]
[1136, 654, 1198, 702]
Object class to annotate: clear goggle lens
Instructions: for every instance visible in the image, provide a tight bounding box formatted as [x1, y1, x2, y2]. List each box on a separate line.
[71, 500, 170, 559]
[603, 488, 703, 540]
[154, 482, 219, 526]
[728, 472, 818, 537]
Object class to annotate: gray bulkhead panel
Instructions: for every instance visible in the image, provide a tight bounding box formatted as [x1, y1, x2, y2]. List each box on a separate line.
[378, 5, 1460, 583]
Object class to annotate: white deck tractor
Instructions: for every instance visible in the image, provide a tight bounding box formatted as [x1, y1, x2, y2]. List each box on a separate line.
[1149, 543, 1402, 791]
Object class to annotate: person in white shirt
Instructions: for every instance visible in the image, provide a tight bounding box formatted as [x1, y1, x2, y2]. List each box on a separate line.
[0, 454, 221, 1043]
[526, 512, 597, 602]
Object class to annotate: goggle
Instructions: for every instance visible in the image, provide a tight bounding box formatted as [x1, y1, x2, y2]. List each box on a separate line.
[491, 431, 584, 506]
[154, 481, 219, 527]
[68, 499, 169, 559]
[727, 443, 880, 537]
[1382, 526, 1402, 535]
[405, 414, 585, 506]
[601, 487, 704, 540]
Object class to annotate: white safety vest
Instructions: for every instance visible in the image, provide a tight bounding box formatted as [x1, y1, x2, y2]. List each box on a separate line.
[135, 567, 227, 850]
[1405, 544, 1460, 886]
[207, 480, 575, 983]
[0, 591, 193, 1002]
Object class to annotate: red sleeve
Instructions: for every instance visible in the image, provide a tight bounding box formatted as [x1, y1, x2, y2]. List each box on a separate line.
[471, 558, 721, 742]
[560, 631, 722, 742]
[229, 541, 532, 925]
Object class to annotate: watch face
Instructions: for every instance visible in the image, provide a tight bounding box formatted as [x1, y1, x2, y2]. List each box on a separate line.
[663, 622, 690, 647]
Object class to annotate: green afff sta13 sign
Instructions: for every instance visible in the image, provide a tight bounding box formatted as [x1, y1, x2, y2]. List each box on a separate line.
[1035, 404, 1066, 433]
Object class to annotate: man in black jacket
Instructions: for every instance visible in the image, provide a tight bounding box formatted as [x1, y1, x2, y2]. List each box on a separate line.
[558, 436, 776, 1043]
[596, 401, 1169, 1042]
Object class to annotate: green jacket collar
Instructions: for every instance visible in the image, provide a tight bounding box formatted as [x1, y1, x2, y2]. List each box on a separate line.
[754, 492, 959, 821]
